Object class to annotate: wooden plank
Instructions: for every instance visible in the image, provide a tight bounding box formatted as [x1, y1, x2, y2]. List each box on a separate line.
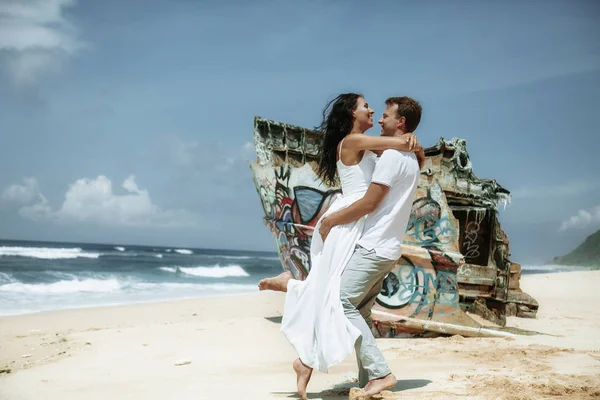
[459, 286, 493, 298]
[457, 263, 496, 288]
[459, 276, 495, 285]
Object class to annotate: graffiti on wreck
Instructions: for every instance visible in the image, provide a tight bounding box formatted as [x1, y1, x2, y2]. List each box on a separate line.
[251, 117, 541, 330]
[377, 254, 459, 317]
[462, 210, 485, 260]
[455, 208, 492, 266]
[405, 188, 456, 247]
[257, 179, 276, 218]
[294, 187, 330, 224]
[457, 264, 472, 276]
[254, 165, 340, 279]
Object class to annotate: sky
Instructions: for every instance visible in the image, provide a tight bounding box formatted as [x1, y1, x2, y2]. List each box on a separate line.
[0, 0, 598, 263]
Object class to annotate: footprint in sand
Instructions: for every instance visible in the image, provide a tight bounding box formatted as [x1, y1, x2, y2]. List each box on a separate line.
[348, 387, 393, 400]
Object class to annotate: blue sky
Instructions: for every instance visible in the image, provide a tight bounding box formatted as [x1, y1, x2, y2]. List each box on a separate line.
[0, 0, 598, 263]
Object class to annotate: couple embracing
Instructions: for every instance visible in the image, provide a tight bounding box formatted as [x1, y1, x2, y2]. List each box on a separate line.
[259, 94, 424, 399]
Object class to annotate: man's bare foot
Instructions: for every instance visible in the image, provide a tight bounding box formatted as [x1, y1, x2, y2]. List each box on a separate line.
[293, 358, 313, 400]
[361, 373, 397, 397]
[258, 271, 292, 292]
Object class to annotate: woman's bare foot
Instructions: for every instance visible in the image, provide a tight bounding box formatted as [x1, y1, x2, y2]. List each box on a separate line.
[258, 271, 292, 292]
[362, 373, 397, 397]
[292, 358, 313, 400]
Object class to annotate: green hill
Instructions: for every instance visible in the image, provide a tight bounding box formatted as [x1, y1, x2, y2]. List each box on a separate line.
[553, 229, 600, 267]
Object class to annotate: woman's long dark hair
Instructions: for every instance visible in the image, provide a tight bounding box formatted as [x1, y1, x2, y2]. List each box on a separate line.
[315, 93, 362, 186]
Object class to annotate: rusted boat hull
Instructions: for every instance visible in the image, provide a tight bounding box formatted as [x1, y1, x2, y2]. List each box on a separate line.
[249, 117, 538, 337]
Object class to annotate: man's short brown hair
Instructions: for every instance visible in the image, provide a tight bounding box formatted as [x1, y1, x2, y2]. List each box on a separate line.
[385, 96, 422, 133]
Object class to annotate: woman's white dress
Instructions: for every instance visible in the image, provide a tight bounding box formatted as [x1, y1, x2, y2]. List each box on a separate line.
[280, 144, 377, 373]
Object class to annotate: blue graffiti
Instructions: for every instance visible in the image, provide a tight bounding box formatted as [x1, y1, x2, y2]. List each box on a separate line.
[294, 186, 332, 224]
[377, 258, 458, 317]
[405, 189, 456, 246]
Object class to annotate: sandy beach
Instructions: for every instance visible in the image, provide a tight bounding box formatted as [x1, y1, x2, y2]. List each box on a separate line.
[1, 270, 599, 400]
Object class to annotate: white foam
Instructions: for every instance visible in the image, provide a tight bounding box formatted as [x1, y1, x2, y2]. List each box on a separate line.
[158, 265, 249, 278]
[205, 254, 280, 261]
[155, 254, 163, 258]
[0, 278, 122, 294]
[0, 281, 258, 316]
[174, 249, 193, 255]
[179, 265, 249, 278]
[0, 246, 100, 260]
[206, 254, 252, 260]
[114, 246, 126, 251]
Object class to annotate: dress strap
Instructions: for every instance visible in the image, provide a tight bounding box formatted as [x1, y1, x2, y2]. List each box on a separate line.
[338, 137, 346, 162]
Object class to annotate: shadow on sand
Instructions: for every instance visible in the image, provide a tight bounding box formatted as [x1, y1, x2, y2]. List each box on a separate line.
[271, 379, 432, 399]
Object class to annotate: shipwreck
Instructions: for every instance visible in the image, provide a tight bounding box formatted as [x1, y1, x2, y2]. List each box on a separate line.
[249, 116, 539, 338]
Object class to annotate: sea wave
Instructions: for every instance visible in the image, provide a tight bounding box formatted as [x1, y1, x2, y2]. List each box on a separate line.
[174, 249, 193, 255]
[114, 246, 126, 252]
[158, 265, 249, 278]
[0, 278, 122, 294]
[520, 264, 590, 274]
[204, 254, 280, 261]
[0, 246, 100, 259]
[0, 274, 256, 295]
[207, 255, 251, 260]
[0, 278, 258, 316]
[0, 272, 17, 284]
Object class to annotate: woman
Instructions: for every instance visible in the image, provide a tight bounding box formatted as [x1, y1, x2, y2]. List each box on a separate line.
[258, 93, 421, 399]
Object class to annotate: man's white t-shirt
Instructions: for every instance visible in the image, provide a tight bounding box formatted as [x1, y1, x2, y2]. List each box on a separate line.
[356, 149, 420, 260]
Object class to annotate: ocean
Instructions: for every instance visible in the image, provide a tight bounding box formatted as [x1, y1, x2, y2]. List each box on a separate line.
[0, 239, 587, 317]
[0, 239, 282, 316]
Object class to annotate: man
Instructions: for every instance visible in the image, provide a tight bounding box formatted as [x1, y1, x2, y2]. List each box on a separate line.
[317, 96, 423, 397]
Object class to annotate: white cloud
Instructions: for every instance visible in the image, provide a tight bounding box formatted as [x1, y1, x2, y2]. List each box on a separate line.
[1, 177, 41, 203]
[4, 175, 198, 227]
[559, 205, 600, 232]
[511, 180, 593, 200]
[0, 0, 84, 86]
[18, 195, 52, 221]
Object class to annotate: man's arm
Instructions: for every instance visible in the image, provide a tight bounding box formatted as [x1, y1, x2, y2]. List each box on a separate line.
[344, 132, 418, 153]
[416, 148, 425, 170]
[318, 182, 389, 240]
[368, 133, 418, 157]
